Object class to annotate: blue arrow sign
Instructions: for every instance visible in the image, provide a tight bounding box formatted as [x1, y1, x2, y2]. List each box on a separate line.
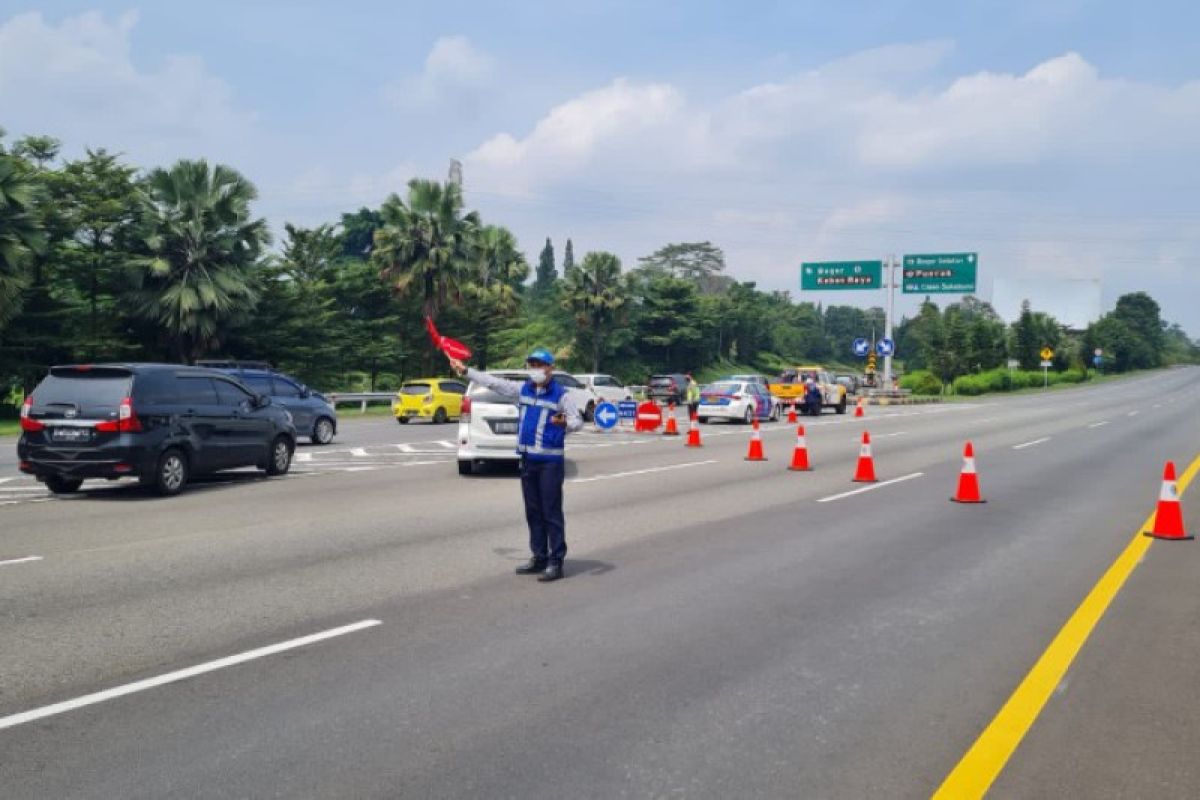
[852, 337, 871, 358]
[876, 337, 895, 357]
[594, 402, 619, 429]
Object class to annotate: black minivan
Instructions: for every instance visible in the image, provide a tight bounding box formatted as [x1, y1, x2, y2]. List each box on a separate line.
[18, 364, 297, 496]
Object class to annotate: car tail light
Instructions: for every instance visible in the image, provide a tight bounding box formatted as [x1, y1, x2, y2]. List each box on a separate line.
[460, 395, 472, 422]
[19, 396, 44, 432]
[95, 397, 143, 433]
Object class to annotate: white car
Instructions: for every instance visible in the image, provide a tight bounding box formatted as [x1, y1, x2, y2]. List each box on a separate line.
[457, 371, 596, 475]
[574, 373, 633, 405]
[696, 380, 781, 424]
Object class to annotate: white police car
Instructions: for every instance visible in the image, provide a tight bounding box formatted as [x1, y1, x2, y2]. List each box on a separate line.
[697, 380, 781, 424]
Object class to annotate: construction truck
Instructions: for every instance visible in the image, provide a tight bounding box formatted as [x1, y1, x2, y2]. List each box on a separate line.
[769, 365, 848, 415]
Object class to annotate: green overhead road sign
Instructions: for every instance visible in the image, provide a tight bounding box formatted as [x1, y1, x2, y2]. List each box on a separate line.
[801, 260, 882, 291]
[902, 252, 977, 294]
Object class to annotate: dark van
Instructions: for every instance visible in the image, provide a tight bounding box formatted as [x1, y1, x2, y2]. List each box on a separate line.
[647, 373, 690, 405]
[17, 364, 297, 496]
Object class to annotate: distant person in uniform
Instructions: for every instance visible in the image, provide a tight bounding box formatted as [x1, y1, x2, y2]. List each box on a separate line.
[450, 349, 582, 582]
[686, 373, 701, 417]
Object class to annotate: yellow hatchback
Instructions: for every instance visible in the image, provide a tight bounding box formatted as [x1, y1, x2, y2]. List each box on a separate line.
[394, 378, 467, 424]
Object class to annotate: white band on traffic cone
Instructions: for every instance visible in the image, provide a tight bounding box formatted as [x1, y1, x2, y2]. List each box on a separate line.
[962, 457, 976, 474]
[1161, 480, 1179, 501]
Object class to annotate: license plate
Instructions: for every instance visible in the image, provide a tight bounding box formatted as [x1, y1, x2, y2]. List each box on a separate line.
[50, 427, 92, 443]
[493, 421, 518, 434]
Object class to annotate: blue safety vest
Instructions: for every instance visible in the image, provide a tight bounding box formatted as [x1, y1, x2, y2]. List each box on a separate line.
[518, 379, 568, 462]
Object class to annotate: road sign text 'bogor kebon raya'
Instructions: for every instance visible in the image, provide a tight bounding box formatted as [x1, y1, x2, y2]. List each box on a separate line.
[801, 261, 882, 290]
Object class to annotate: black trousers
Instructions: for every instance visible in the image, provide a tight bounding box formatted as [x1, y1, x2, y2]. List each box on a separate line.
[520, 458, 567, 564]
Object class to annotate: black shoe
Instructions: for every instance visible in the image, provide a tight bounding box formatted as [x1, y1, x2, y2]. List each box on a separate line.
[516, 558, 548, 575]
[537, 564, 564, 583]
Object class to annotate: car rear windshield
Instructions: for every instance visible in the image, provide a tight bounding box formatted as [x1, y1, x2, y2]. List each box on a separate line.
[706, 382, 741, 395]
[469, 374, 523, 405]
[33, 370, 132, 410]
[649, 377, 676, 386]
[400, 383, 432, 395]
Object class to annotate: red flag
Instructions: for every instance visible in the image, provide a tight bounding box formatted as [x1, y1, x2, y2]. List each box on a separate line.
[424, 316, 473, 360]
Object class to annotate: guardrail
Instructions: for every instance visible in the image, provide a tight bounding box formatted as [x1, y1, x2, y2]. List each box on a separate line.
[325, 392, 395, 413]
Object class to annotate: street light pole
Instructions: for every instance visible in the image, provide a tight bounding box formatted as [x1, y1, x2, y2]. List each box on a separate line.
[883, 254, 896, 389]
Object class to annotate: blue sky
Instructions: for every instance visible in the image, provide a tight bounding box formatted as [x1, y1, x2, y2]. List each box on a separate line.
[2, 1, 1199, 333]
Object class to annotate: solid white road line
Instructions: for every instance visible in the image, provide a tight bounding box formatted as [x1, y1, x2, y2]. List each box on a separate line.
[817, 472, 925, 503]
[350, 447, 369, 457]
[852, 431, 908, 441]
[1088, 421, 1110, 428]
[571, 460, 718, 483]
[436, 441, 457, 449]
[295, 452, 313, 462]
[0, 556, 43, 567]
[1013, 437, 1051, 450]
[0, 619, 382, 732]
[0, 477, 14, 485]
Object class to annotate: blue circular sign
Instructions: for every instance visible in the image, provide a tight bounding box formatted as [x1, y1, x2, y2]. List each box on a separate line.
[876, 337, 895, 357]
[594, 402, 619, 429]
[852, 337, 871, 358]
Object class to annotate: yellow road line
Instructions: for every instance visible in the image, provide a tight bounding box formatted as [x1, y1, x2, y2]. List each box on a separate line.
[933, 452, 1200, 799]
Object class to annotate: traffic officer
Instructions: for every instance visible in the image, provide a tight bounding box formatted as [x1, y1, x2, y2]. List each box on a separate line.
[685, 373, 701, 417]
[449, 348, 583, 582]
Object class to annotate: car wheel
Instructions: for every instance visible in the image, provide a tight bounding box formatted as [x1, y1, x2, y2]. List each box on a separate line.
[397, 416, 409, 424]
[743, 406, 754, 424]
[770, 404, 781, 422]
[433, 407, 448, 424]
[312, 416, 335, 445]
[265, 436, 293, 476]
[836, 398, 847, 414]
[584, 401, 596, 422]
[457, 460, 474, 476]
[45, 475, 83, 495]
[698, 417, 709, 424]
[151, 448, 189, 497]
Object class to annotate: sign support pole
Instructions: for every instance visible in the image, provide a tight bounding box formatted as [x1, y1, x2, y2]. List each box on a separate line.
[883, 254, 896, 388]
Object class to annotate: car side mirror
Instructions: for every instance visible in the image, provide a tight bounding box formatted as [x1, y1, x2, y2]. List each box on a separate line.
[254, 394, 271, 408]
[299, 387, 311, 399]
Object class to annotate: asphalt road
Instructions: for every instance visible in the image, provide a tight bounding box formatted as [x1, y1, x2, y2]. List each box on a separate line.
[1, 369, 1198, 798]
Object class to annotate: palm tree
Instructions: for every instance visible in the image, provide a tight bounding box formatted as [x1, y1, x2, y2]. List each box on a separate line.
[372, 179, 480, 317]
[133, 159, 268, 363]
[562, 251, 627, 373]
[372, 178, 480, 370]
[466, 225, 529, 368]
[0, 156, 45, 330]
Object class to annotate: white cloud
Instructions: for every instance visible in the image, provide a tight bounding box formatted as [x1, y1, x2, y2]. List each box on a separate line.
[0, 11, 254, 163]
[383, 35, 495, 111]
[460, 46, 1200, 329]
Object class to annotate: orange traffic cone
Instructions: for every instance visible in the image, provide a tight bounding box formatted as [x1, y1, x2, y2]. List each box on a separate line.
[853, 431, 876, 482]
[787, 403, 798, 424]
[663, 403, 680, 436]
[745, 418, 767, 461]
[788, 425, 812, 471]
[854, 397, 865, 418]
[685, 412, 703, 448]
[1144, 461, 1192, 540]
[950, 441, 986, 503]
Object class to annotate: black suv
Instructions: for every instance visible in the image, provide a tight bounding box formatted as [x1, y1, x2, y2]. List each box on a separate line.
[18, 364, 297, 496]
[647, 373, 690, 405]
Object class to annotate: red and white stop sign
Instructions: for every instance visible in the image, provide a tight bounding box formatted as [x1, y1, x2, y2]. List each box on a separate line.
[635, 401, 662, 432]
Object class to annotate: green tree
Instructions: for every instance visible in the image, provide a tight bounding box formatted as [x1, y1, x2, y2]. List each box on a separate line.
[1111, 291, 1164, 368]
[562, 251, 626, 373]
[562, 238, 575, 274]
[0, 155, 45, 330]
[533, 237, 556, 295]
[638, 241, 730, 294]
[1011, 300, 1040, 370]
[11, 135, 61, 169]
[372, 179, 481, 370]
[132, 159, 269, 363]
[636, 275, 704, 371]
[57, 149, 140, 359]
[466, 225, 529, 368]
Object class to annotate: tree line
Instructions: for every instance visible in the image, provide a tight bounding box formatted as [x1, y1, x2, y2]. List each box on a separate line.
[1, 128, 1196, 410]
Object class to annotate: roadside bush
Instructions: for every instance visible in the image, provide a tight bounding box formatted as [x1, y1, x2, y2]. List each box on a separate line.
[901, 370, 942, 395]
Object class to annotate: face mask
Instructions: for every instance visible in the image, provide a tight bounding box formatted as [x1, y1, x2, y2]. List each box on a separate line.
[528, 369, 549, 385]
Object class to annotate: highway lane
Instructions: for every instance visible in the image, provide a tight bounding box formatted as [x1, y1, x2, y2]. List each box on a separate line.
[0, 368, 1197, 797]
